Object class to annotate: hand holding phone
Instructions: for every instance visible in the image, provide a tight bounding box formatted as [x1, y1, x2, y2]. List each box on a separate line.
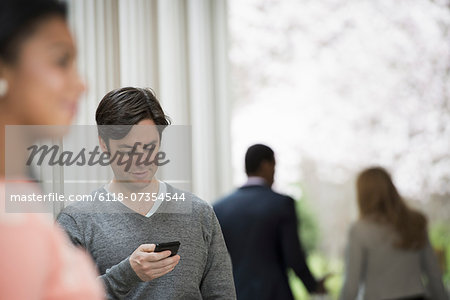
[129, 243, 181, 281]
[154, 241, 181, 257]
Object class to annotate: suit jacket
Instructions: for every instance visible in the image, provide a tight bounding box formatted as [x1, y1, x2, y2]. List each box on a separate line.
[214, 184, 317, 300]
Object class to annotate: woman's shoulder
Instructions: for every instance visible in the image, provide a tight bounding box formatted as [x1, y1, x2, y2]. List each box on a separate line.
[350, 218, 394, 237]
[0, 213, 104, 299]
[349, 218, 401, 248]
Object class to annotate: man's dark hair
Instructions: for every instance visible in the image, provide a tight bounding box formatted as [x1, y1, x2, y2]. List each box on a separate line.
[0, 0, 67, 64]
[96, 87, 171, 147]
[245, 144, 274, 175]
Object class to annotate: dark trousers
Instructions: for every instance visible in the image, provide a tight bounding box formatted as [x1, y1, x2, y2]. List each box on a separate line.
[394, 296, 426, 300]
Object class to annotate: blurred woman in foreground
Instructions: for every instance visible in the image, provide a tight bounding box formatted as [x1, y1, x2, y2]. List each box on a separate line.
[340, 167, 448, 300]
[0, 0, 104, 298]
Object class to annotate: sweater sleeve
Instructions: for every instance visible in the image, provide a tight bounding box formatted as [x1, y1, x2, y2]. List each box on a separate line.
[200, 205, 237, 299]
[339, 224, 366, 300]
[99, 257, 143, 299]
[56, 211, 85, 247]
[420, 235, 448, 300]
[57, 211, 142, 299]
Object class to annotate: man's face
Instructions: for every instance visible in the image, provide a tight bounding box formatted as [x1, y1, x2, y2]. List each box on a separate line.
[102, 119, 161, 190]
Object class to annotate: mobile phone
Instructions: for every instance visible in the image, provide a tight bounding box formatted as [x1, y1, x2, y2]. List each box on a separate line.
[154, 241, 180, 257]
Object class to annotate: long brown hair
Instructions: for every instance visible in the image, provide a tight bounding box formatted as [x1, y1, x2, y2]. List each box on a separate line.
[356, 167, 427, 249]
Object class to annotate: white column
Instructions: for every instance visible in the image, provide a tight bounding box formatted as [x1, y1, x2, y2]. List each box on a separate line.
[67, 0, 121, 125]
[157, 0, 190, 125]
[118, 0, 159, 89]
[187, 0, 218, 201]
[212, 0, 232, 198]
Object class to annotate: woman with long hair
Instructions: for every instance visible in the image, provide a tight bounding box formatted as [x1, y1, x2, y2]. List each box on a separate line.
[0, 0, 104, 298]
[339, 167, 448, 300]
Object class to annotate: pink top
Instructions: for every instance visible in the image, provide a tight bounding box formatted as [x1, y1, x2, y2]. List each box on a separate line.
[0, 180, 105, 299]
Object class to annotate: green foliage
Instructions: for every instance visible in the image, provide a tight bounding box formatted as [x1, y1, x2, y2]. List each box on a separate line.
[296, 199, 320, 253]
[288, 183, 343, 299]
[292, 184, 320, 254]
[429, 222, 450, 285]
[288, 253, 344, 300]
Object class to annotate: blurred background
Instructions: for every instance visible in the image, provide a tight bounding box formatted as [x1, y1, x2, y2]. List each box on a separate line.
[60, 0, 449, 298]
[228, 0, 450, 297]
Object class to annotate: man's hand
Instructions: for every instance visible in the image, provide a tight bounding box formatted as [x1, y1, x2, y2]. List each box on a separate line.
[129, 244, 180, 281]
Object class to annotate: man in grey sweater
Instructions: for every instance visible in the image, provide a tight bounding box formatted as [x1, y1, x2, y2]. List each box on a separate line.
[57, 87, 236, 299]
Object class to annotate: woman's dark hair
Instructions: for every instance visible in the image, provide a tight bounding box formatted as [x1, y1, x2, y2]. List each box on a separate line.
[245, 144, 274, 175]
[0, 0, 67, 64]
[96, 87, 171, 147]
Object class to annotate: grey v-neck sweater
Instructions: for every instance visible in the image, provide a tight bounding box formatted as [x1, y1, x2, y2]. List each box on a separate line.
[57, 183, 236, 300]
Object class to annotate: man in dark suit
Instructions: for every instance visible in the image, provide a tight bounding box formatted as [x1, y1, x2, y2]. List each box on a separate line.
[214, 144, 325, 300]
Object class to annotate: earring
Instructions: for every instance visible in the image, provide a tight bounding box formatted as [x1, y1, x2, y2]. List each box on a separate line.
[0, 78, 8, 97]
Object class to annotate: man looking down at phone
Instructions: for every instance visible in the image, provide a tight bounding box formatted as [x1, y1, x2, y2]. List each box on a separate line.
[57, 87, 236, 299]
